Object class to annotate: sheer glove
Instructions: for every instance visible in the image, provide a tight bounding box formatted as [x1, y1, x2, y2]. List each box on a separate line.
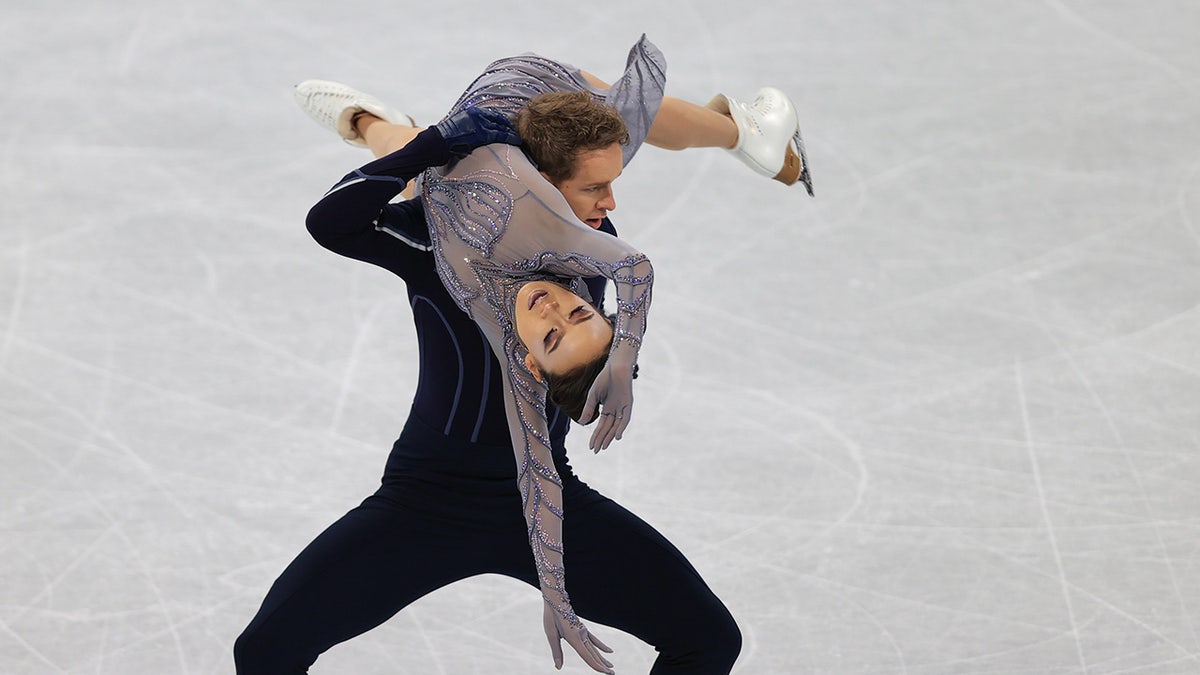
[581, 341, 637, 451]
[543, 603, 614, 674]
[434, 106, 522, 158]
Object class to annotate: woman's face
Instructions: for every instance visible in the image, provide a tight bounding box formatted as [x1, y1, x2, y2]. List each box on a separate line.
[515, 280, 612, 380]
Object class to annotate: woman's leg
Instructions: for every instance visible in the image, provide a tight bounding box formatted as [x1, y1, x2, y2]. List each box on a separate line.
[580, 70, 737, 151]
[646, 97, 739, 151]
[580, 68, 810, 190]
[355, 114, 425, 158]
[352, 114, 426, 199]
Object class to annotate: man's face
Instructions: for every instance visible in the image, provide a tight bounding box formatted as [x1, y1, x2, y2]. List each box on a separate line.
[545, 143, 623, 229]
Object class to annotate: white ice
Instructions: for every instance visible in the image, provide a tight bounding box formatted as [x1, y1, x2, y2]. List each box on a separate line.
[2, 1, 1199, 673]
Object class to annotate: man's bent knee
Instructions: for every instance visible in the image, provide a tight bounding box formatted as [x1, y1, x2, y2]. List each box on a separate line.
[233, 623, 314, 675]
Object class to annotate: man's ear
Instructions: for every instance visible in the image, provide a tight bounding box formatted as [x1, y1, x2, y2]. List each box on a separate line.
[524, 352, 544, 383]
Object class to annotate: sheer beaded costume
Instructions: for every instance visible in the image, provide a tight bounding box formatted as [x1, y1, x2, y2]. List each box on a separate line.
[318, 37, 665, 630]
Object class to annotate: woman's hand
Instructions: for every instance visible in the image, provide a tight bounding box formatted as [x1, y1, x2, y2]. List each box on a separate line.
[434, 106, 521, 158]
[543, 604, 615, 674]
[581, 343, 636, 452]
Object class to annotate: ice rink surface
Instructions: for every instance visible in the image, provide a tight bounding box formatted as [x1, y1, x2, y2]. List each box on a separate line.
[3, 1, 1200, 673]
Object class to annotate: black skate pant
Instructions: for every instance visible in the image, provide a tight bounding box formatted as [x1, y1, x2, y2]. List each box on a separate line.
[234, 417, 740, 674]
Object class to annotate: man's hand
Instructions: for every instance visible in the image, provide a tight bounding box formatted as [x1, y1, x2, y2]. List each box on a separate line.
[434, 106, 521, 158]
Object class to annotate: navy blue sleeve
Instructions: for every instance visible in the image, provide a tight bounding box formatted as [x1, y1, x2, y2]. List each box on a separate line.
[305, 128, 449, 280]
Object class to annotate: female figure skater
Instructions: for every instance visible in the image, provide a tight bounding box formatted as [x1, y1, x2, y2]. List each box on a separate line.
[235, 36, 810, 674]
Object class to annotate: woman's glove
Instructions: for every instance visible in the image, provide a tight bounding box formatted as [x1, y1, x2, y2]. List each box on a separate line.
[581, 342, 637, 451]
[543, 603, 614, 674]
[434, 106, 522, 158]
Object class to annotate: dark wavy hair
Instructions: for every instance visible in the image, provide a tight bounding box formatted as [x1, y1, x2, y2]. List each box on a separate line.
[543, 347, 611, 423]
[516, 91, 629, 184]
[539, 310, 623, 423]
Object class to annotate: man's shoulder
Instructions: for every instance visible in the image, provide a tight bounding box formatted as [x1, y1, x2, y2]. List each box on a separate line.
[435, 144, 537, 183]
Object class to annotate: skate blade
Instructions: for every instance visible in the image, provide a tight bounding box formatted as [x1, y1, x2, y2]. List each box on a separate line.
[773, 132, 814, 197]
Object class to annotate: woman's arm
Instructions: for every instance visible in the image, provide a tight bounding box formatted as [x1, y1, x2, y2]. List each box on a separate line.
[443, 285, 609, 669]
[492, 334, 615, 673]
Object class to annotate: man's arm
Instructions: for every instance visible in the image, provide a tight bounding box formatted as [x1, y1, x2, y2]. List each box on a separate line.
[306, 107, 521, 278]
[305, 129, 449, 279]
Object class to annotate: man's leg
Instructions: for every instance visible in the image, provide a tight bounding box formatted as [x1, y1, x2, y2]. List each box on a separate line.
[233, 494, 490, 674]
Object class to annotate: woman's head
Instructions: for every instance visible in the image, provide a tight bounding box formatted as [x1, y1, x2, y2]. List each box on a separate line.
[515, 280, 613, 420]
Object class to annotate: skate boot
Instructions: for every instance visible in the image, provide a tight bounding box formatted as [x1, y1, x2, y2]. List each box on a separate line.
[707, 87, 813, 196]
[293, 79, 414, 148]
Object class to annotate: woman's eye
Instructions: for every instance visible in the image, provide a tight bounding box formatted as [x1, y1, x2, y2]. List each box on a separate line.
[543, 327, 557, 346]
